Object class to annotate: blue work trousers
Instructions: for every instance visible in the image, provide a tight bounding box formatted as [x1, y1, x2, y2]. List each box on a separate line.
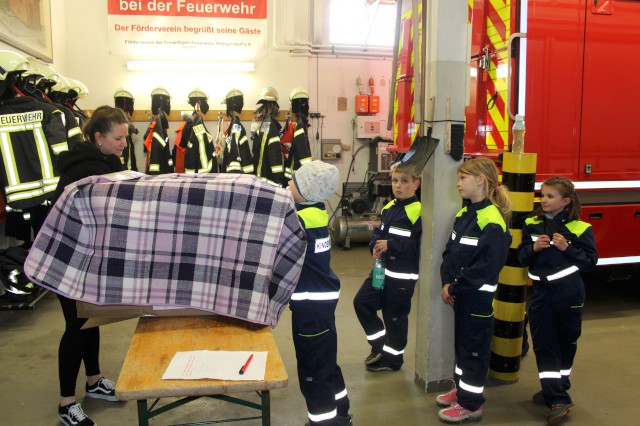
[529, 277, 584, 406]
[453, 291, 494, 412]
[291, 301, 349, 425]
[353, 274, 416, 369]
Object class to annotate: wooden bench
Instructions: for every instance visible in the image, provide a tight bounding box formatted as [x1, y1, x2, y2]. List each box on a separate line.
[116, 316, 288, 426]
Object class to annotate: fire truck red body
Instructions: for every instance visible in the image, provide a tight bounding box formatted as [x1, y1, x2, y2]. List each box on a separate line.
[395, 0, 640, 266]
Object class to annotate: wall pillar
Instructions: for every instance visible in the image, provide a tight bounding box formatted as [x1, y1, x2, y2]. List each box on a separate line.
[413, 0, 469, 392]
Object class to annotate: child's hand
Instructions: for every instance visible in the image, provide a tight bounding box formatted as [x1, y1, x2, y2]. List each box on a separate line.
[441, 284, 455, 307]
[373, 240, 388, 258]
[551, 233, 569, 251]
[534, 235, 552, 252]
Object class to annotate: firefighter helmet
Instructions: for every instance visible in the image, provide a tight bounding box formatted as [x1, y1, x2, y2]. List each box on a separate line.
[151, 87, 171, 98]
[151, 87, 171, 115]
[114, 87, 134, 100]
[51, 75, 72, 93]
[22, 57, 46, 79]
[67, 78, 89, 99]
[27, 59, 58, 86]
[258, 86, 279, 102]
[0, 50, 28, 80]
[222, 88, 243, 103]
[188, 87, 208, 100]
[289, 87, 309, 101]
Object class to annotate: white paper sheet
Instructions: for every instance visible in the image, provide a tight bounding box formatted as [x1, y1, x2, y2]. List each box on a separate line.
[162, 350, 267, 381]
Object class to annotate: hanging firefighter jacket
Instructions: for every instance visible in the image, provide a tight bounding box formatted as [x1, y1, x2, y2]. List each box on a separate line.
[0, 96, 68, 209]
[284, 114, 313, 180]
[182, 114, 216, 174]
[223, 114, 253, 174]
[65, 100, 88, 130]
[57, 103, 83, 149]
[143, 112, 174, 174]
[173, 120, 187, 173]
[16, 87, 83, 149]
[280, 114, 294, 161]
[120, 123, 138, 171]
[252, 116, 284, 187]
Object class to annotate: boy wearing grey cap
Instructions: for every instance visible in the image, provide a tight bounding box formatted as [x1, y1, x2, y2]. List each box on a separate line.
[288, 161, 353, 426]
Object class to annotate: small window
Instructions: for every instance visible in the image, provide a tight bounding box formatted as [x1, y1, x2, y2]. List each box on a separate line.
[329, 0, 396, 47]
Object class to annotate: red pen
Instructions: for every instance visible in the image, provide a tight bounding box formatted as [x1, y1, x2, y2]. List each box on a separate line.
[239, 354, 254, 375]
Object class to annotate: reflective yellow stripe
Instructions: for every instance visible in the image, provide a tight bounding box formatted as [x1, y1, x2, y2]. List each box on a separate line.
[257, 132, 268, 177]
[0, 121, 57, 204]
[6, 182, 58, 203]
[153, 133, 166, 147]
[227, 162, 242, 172]
[67, 126, 82, 138]
[294, 128, 305, 137]
[51, 142, 68, 154]
[193, 124, 210, 172]
[1, 132, 19, 186]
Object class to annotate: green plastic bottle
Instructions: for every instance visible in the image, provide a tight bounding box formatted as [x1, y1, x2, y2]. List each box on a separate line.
[372, 258, 385, 290]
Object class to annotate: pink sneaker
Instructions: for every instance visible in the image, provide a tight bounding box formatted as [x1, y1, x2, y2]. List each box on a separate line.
[438, 403, 482, 423]
[435, 387, 457, 407]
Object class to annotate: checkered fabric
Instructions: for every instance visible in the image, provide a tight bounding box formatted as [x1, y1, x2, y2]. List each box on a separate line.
[24, 172, 306, 327]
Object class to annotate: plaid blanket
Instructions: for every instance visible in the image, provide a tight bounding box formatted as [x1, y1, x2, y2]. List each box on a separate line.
[24, 172, 306, 327]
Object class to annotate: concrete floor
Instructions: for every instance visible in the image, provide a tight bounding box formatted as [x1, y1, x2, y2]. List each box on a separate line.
[1, 245, 640, 426]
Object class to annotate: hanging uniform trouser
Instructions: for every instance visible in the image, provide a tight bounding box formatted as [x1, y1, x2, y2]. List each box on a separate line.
[353, 274, 416, 369]
[453, 291, 494, 412]
[291, 301, 350, 425]
[529, 274, 584, 406]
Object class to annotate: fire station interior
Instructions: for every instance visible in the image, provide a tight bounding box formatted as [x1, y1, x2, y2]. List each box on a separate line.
[1, 1, 640, 426]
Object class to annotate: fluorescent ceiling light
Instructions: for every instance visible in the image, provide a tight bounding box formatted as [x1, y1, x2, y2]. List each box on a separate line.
[127, 61, 255, 72]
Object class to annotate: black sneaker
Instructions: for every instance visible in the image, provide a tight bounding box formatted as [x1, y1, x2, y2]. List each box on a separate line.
[304, 414, 353, 426]
[366, 360, 400, 372]
[86, 377, 118, 401]
[336, 414, 353, 425]
[364, 350, 382, 365]
[533, 390, 546, 405]
[58, 402, 96, 426]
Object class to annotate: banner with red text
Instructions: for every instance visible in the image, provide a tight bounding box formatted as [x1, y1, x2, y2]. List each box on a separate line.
[107, 0, 267, 59]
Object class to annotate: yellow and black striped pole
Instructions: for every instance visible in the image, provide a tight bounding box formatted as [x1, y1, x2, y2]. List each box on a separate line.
[489, 152, 537, 382]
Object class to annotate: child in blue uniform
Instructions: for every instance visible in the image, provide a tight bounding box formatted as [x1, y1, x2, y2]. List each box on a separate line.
[288, 161, 352, 426]
[517, 176, 597, 425]
[437, 158, 512, 423]
[353, 164, 422, 372]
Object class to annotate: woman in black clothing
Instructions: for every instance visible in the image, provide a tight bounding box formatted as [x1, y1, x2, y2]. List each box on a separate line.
[55, 106, 129, 426]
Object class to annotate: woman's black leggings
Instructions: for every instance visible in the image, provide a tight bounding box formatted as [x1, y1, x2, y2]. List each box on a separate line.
[57, 294, 101, 397]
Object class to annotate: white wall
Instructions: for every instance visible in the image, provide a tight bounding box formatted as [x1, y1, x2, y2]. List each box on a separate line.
[48, 0, 392, 216]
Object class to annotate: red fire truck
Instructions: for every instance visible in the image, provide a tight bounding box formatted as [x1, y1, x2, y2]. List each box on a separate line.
[394, 0, 640, 267]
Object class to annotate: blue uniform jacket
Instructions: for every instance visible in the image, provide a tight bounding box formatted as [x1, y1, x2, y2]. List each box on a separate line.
[517, 211, 598, 279]
[441, 198, 511, 296]
[370, 196, 422, 278]
[290, 203, 340, 305]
